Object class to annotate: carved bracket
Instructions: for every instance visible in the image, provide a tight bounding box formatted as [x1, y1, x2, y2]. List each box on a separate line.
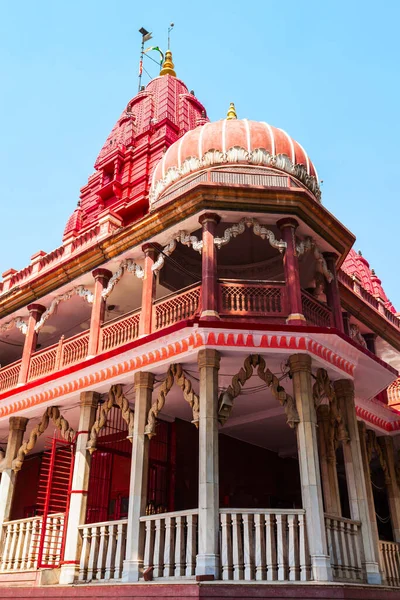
[214, 217, 286, 253]
[35, 285, 94, 332]
[296, 237, 333, 283]
[218, 354, 299, 428]
[0, 316, 28, 336]
[349, 324, 367, 349]
[145, 364, 199, 437]
[12, 407, 75, 472]
[313, 368, 349, 456]
[152, 230, 203, 274]
[366, 429, 390, 483]
[87, 384, 135, 454]
[102, 259, 144, 301]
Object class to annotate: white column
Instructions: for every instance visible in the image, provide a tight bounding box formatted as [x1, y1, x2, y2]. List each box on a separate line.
[123, 371, 154, 582]
[288, 354, 332, 581]
[196, 348, 220, 578]
[59, 391, 99, 584]
[334, 379, 381, 584]
[0, 417, 28, 538]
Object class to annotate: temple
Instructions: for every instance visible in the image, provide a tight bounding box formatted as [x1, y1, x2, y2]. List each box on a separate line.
[0, 49, 400, 600]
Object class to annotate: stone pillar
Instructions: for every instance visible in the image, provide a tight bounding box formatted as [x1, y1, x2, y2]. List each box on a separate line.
[317, 405, 341, 516]
[0, 417, 29, 538]
[288, 354, 331, 581]
[123, 371, 154, 582]
[59, 391, 99, 584]
[277, 219, 305, 325]
[199, 213, 220, 320]
[379, 436, 400, 543]
[323, 253, 344, 332]
[87, 268, 112, 356]
[334, 380, 381, 584]
[139, 244, 157, 336]
[18, 303, 46, 384]
[196, 349, 220, 577]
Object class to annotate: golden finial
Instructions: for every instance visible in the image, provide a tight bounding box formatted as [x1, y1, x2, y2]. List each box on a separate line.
[160, 50, 176, 77]
[226, 102, 237, 120]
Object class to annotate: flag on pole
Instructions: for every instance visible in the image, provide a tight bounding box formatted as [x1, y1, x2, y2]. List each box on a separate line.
[139, 59, 143, 76]
[144, 46, 164, 65]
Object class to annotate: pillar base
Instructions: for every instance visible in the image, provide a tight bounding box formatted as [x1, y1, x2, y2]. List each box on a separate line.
[200, 310, 220, 320]
[311, 554, 332, 581]
[59, 563, 78, 585]
[286, 313, 306, 325]
[196, 553, 220, 578]
[364, 561, 382, 585]
[122, 559, 142, 582]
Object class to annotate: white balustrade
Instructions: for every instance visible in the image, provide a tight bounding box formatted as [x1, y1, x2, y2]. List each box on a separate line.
[325, 514, 364, 582]
[219, 509, 310, 582]
[140, 509, 198, 579]
[78, 519, 127, 582]
[380, 540, 400, 587]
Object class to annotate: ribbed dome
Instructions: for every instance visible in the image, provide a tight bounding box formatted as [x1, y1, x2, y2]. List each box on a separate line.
[150, 118, 320, 203]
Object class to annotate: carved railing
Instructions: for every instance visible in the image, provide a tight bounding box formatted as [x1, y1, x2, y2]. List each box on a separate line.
[325, 515, 364, 582]
[0, 360, 21, 392]
[301, 290, 333, 328]
[0, 513, 64, 572]
[380, 540, 400, 587]
[61, 331, 89, 367]
[219, 509, 310, 582]
[28, 332, 90, 381]
[140, 509, 198, 578]
[219, 280, 287, 317]
[28, 343, 58, 381]
[154, 284, 201, 331]
[78, 519, 127, 582]
[100, 310, 140, 353]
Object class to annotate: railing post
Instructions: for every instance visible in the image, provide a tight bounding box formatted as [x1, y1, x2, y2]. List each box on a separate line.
[323, 253, 344, 331]
[0, 417, 29, 548]
[139, 245, 158, 336]
[277, 219, 305, 325]
[317, 405, 341, 516]
[59, 391, 100, 584]
[199, 213, 220, 320]
[378, 436, 400, 543]
[288, 354, 332, 581]
[87, 268, 112, 357]
[196, 348, 220, 578]
[123, 371, 155, 582]
[17, 303, 46, 384]
[334, 380, 381, 584]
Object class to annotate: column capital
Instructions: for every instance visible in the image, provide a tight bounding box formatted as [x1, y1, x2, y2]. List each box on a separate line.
[141, 242, 160, 256]
[79, 391, 100, 408]
[198, 348, 221, 370]
[9, 416, 28, 432]
[27, 303, 46, 317]
[199, 212, 221, 226]
[333, 378, 354, 400]
[134, 371, 155, 389]
[288, 353, 311, 374]
[276, 217, 299, 231]
[92, 268, 112, 283]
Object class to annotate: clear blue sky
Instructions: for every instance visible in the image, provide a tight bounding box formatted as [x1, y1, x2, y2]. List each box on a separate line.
[1, 1, 399, 307]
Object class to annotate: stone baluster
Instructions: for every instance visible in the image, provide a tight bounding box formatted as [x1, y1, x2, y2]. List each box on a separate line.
[199, 213, 220, 319]
[323, 253, 344, 331]
[18, 304, 46, 384]
[87, 268, 112, 356]
[277, 219, 305, 325]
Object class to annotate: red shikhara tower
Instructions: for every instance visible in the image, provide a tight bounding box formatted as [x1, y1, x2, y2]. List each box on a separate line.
[0, 50, 400, 600]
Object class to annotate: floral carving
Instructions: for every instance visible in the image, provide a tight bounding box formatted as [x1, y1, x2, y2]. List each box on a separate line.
[145, 364, 199, 438]
[296, 237, 333, 283]
[35, 285, 94, 332]
[87, 384, 134, 454]
[214, 217, 286, 253]
[349, 324, 367, 348]
[152, 230, 203, 274]
[0, 317, 28, 335]
[218, 354, 299, 428]
[102, 259, 144, 301]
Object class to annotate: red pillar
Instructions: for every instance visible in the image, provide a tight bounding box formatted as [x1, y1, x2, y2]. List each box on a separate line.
[139, 244, 157, 336]
[277, 218, 305, 325]
[323, 253, 344, 332]
[199, 213, 220, 320]
[18, 303, 46, 384]
[87, 268, 112, 356]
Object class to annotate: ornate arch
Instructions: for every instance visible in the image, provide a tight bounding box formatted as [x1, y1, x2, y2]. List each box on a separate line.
[144, 364, 199, 437]
[213, 217, 286, 253]
[101, 259, 144, 301]
[218, 354, 299, 428]
[87, 384, 135, 454]
[152, 231, 203, 274]
[12, 406, 75, 472]
[35, 285, 94, 332]
[0, 316, 28, 335]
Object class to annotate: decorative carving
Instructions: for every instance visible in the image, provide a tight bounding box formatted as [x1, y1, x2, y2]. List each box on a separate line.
[214, 217, 286, 253]
[145, 364, 199, 437]
[101, 259, 144, 300]
[349, 324, 367, 348]
[366, 430, 390, 483]
[312, 368, 349, 450]
[150, 147, 321, 204]
[218, 354, 299, 428]
[296, 237, 334, 283]
[35, 285, 94, 332]
[13, 407, 75, 472]
[87, 384, 135, 454]
[152, 231, 203, 274]
[0, 317, 28, 335]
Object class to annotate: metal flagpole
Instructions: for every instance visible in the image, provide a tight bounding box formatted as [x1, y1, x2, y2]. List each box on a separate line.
[167, 22, 174, 49]
[138, 27, 152, 92]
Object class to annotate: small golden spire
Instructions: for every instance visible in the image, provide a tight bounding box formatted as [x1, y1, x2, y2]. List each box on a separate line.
[226, 102, 237, 120]
[160, 50, 176, 77]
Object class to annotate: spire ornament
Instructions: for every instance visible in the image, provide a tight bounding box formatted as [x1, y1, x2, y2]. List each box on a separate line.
[160, 50, 176, 77]
[226, 102, 237, 120]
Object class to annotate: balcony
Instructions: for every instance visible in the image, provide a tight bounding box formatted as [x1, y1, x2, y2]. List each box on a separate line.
[0, 281, 332, 395]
